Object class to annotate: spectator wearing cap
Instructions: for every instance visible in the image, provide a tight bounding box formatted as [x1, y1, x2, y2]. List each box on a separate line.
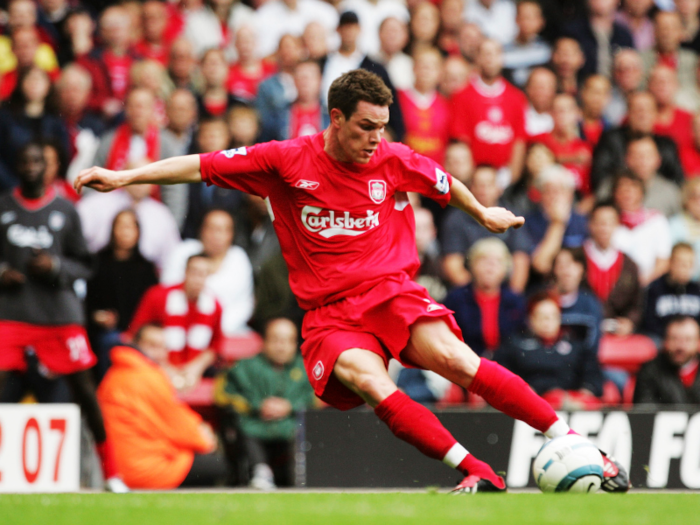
[634, 316, 700, 404]
[320, 11, 405, 141]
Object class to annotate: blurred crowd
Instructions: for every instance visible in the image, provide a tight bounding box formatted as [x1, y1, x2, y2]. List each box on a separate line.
[2, 0, 700, 489]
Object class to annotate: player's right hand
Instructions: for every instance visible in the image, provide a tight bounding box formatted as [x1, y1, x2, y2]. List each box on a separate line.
[74, 166, 124, 194]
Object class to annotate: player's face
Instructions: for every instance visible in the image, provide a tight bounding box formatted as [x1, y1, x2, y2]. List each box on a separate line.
[335, 101, 390, 164]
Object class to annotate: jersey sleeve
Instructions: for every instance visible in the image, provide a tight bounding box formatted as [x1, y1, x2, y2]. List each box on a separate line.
[394, 146, 453, 208]
[199, 142, 281, 198]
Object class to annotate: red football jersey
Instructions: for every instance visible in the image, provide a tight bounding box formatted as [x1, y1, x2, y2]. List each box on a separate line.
[199, 133, 453, 310]
[449, 77, 527, 168]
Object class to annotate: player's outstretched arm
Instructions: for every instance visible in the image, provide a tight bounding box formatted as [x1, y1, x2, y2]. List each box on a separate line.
[448, 177, 525, 233]
[73, 155, 203, 194]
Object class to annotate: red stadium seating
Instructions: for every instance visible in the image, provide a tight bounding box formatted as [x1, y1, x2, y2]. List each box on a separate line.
[219, 332, 264, 365]
[598, 334, 658, 373]
[178, 378, 215, 406]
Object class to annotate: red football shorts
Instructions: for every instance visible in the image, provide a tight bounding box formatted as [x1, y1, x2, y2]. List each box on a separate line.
[301, 275, 463, 410]
[0, 320, 97, 374]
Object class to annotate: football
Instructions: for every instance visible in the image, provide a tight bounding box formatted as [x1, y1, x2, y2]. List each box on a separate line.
[532, 434, 604, 493]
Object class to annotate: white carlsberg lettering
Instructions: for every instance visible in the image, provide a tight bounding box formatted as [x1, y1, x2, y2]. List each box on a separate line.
[7, 224, 54, 249]
[475, 121, 514, 144]
[301, 206, 379, 238]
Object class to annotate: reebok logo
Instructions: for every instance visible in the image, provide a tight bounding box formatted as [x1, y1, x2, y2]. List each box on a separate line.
[427, 304, 443, 312]
[301, 206, 379, 238]
[295, 179, 320, 190]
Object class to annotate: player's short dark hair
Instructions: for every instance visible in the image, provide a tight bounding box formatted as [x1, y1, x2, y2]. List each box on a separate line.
[328, 69, 393, 120]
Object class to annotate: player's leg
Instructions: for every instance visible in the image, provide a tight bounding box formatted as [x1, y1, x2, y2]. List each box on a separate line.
[403, 319, 570, 438]
[333, 348, 505, 490]
[64, 370, 127, 492]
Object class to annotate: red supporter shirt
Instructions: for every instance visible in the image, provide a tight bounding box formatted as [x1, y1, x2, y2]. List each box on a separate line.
[654, 108, 694, 152]
[532, 132, 592, 194]
[102, 51, 134, 101]
[581, 120, 604, 148]
[449, 77, 527, 168]
[127, 284, 223, 366]
[199, 133, 453, 310]
[474, 289, 500, 350]
[132, 40, 170, 65]
[398, 89, 451, 164]
[288, 104, 322, 139]
[681, 144, 700, 177]
[227, 62, 277, 101]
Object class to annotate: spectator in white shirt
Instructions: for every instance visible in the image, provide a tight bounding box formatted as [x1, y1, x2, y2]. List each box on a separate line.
[465, 0, 518, 46]
[184, 0, 254, 59]
[338, 0, 409, 55]
[525, 67, 556, 138]
[372, 16, 414, 91]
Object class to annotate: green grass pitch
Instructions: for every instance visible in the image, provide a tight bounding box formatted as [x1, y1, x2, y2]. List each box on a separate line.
[3, 492, 700, 525]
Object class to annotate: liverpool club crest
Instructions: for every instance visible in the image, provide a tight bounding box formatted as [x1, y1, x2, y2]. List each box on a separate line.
[368, 180, 387, 204]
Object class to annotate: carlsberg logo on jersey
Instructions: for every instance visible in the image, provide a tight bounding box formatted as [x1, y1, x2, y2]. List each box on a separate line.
[301, 206, 379, 238]
[7, 224, 53, 249]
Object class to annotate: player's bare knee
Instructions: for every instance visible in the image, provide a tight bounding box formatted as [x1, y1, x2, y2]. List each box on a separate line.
[434, 342, 479, 380]
[353, 372, 396, 403]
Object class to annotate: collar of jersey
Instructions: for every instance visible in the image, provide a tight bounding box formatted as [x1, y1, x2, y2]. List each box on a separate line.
[472, 76, 506, 98]
[316, 132, 378, 174]
[12, 186, 57, 211]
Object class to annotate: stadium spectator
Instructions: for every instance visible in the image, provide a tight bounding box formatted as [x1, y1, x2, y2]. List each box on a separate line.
[443, 237, 526, 358]
[441, 165, 531, 292]
[503, 0, 551, 88]
[458, 22, 483, 66]
[605, 48, 644, 125]
[501, 142, 555, 218]
[465, 0, 517, 46]
[227, 105, 261, 148]
[562, 0, 634, 79]
[496, 292, 604, 409]
[680, 112, 700, 176]
[337, 0, 409, 57]
[167, 37, 199, 91]
[183, 0, 255, 60]
[36, 0, 75, 66]
[407, 2, 440, 55]
[0, 143, 126, 492]
[584, 203, 642, 336]
[373, 17, 413, 93]
[129, 59, 173, 127]
[127, 253, 223, 389]
[320, 11, 405, 141]
[395, 366, 452, 404]
[440, 55, 471, 98]
[670, 178, 700, 279]
[86, 209, 159, 380]
[413, 207, 446, 302]
[634, 316, 700, 404]
[524, 67, 556, 139]
[450, 38, 527, 186]
[611, 171, 672, 286]
[524, 165, 588, 280]
[592, 91, 684, 192]
[98, 324, 227, 489]
[615, 0, 655, 52]
[77, 178, 181, 271]
[579, 74, 612, 149]
[643, 243, 700, 340]
[649, 64, 694, 153]
[550, 37, 585, 96]
[283, 60, 324, 140]
[133, 0, 171, 66]
[0, 26, 58, 102]
[227, 25, 276, 103]
[256, 34, 304, 142]
[0, 66, 69, 191]
[436, 0, 463, 56]
[398, 47, 449, 164]
[678, 0, 700, 53]
[61, 9, 94, 69]
[161, 209, 255, 337]
[234, 194, 281, 278]
[216, 318, 314, 489]
[163, 89, 198, 156]
[302, 21, 329, 61]
[442, 142, 473, 185]
[641, 11, 698, 93]
[197, 48, 244, 119]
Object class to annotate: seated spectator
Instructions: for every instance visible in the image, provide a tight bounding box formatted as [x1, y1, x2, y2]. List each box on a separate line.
[235, 194, 281, 278]
[398, 47, 450, 164]
[592, 91, 684, 192]
[503, 0, 551, 89]
[77, 181, 181, 272]
[465, 0, 517, 46]
[584, 203, 642, 336]
[579, 74, 612, 149]
[524, 67, 556, 139]
[183, 0, 254, 60]
[458, 22, 484, 66]
[337, 0, 409, 57]
[227, 105, 260, 148]
[163, 89, 198, 156]
[552, 247, 603, 352]
[372, 17, 413, 91]
[406, 2, 440, 56]
[649, 64, 694, 153]
[634, 316, 700, 404]
[436, 0, 463, 56]
[128, 254, 223, 389]
[0, 66, 69, 191]
[43, 141, 79, 203]
[129, 59, 173, 128]
[443, 142, 473, 185]
[227, 25, 276, 103]
[443, 238, 526, 358]
[496, 292, 604, 409]
[302, 21, 329, 61]
[533, 93, 593, 210]
[98, 324, 226, 489]
[450, 39, 527, 186]
[605, 48, 644, 125]
[679, 0, 700, 53]
[670, 178, 700, 279]
[414, 207, 446, 302]
[641, 11, 698, 93]
[524, 165, 588, 280]
[680, 112, 700, 176]
[197, 49, 244, 119]
[133, 0, 171, 65]
[441, 165, 530, 292]
[615, 0, 655, 52]
[612, 171, 672, 285]
[162, 209, 255, 337]
[643, 243, 700, 339]
[86, 210, 159, 380]
[440, 55, 471, 99]
[217, 318, 315, 490]
[550, 37, 585, 96]
[562, 0, 634, 79]
[501, 141, 555, 218]
[167, 37, 198, 92]
[285, 60, 323, 140]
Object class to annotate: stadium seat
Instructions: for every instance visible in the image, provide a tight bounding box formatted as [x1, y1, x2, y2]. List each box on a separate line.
[178, 378, 215, 406]
[598, 334, 658, 374]
[601, 380, 622, 407]
[219, 332, 264, 365]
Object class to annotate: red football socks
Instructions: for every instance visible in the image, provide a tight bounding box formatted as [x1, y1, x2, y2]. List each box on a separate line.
[457, 454, 506, 489]
[95, 440, 120, 480]
[468, 358, 560, 433]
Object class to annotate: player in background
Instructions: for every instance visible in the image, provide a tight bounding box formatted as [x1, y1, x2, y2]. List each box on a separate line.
[75, 70, 629, 493]
[0, 143, 128, 492]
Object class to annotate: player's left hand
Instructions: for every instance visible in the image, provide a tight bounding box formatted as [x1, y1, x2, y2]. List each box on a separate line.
[480, 207, 525, 233]
[26, 251, 55, 276]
